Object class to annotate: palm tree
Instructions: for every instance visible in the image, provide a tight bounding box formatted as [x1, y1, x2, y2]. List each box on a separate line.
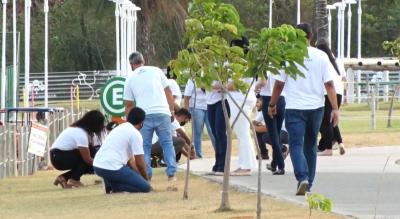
[132, 0, 188, 65]
[315, 0, 328, 45]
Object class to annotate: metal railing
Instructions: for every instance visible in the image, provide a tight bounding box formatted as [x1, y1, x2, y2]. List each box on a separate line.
[0, 108, 84, 179]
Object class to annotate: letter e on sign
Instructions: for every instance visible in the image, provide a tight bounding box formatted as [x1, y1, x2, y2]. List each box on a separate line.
[100, 77, 126, 116]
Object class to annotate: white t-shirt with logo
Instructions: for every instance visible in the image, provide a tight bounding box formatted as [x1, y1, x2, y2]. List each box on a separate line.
[93, 122, 144, 171]
[124, 66, 171, 116]
[51, 127, 88, 150]
[274, 47, 335, 110]
[183, 80, 208, 110]
[169, 79, 182, 105]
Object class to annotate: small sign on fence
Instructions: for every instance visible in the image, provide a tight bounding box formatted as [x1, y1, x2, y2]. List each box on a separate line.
[28, 123, 49, 157]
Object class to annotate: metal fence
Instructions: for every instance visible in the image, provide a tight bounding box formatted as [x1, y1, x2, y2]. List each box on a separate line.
[21, 70, 117, 102]
[0, 108, 84, 179]
[346, 69, 400, 103]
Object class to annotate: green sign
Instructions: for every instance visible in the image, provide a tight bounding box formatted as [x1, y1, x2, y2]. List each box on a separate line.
[100, 77, 126, 116]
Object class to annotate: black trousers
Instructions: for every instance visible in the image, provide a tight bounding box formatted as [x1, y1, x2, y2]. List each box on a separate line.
[318, 94, 342, 151]
[256, 132, 268, 157]
[50, 149, 93, 181]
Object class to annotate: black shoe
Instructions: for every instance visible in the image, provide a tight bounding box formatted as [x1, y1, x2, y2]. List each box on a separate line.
[272, 169, 285, 175]
[266, 163, 276, 172]
[296, 180, 309, 196]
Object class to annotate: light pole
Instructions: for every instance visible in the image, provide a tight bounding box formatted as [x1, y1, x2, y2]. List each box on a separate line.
[115, 0, 121, 75]
[269, 0, 273, 28]
[357, 0, 362, 59]
[1, 0, 7, 116]
[44, 0, 49, 108]
[345, 0, 357, 58]
[109, 0, 140, 76]
[12, 0, 16, 108]
[333, 2, 343, 58]
[297, 0, 301, 24]
[340, 0, 346, 59]
[24, 0, 32, 107]
[326, 4, 337, 49]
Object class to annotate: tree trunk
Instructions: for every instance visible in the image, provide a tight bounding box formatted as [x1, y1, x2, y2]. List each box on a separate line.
[219, 89, 232, 211]
[315, 0, 328, 46]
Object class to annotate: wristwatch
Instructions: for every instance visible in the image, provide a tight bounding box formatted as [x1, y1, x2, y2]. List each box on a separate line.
[268, 103, 275, 108]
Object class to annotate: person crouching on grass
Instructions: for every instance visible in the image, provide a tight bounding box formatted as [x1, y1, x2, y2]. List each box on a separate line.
[93, 107, 151, 194]
[50, 110, 105, 188]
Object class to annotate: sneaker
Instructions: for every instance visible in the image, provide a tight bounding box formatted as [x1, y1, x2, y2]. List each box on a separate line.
[166, 175, 178, 191]
[339, 143, 346, 155]
[266, 163, 276, 172]
[296, 180, 309, 196]
[272, 169, 285, 175]
[318, 149, 333, 156]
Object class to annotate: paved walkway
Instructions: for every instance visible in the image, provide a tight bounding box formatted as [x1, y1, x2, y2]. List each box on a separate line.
[179, 146, 400, 219]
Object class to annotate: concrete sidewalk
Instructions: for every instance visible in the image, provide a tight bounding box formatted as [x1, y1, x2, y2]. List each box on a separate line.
[179, 146, 400, 219]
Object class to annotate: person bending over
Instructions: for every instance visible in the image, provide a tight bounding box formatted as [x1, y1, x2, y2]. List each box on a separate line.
[151, 108, 194, 166]
[50, 110, 105, 188]
[93, 107, 151, 194]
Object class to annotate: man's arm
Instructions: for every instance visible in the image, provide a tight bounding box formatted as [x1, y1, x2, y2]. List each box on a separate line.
[183, 96, 191, 110]
[267, 81, 285, 118]
[134, 154, 149, 180]
[176, 128, 191, 145]
[324, 80, 339, 127]
[125, 100, 135, 117]
[164, 87, 175, 113]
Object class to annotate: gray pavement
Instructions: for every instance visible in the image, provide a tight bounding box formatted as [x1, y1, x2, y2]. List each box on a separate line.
[179, 146, 400, 219]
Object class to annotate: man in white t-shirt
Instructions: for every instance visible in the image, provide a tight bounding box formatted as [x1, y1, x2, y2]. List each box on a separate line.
[268, 23, 339, 196]
[124, 52, 177, 183]
[93, 107, 151, 193]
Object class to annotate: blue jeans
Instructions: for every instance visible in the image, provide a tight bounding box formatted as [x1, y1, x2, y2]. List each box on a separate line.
[285, 107, 324, 188]
[190, 108, 216, 158]
[262, 96, 286, 170]
[140, 114, 176, 178]
[207, 100, 230, 172]
[94, 166, 151, 193]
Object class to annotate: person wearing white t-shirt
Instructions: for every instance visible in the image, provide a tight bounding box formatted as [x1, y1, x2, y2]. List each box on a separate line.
[50, 110, 105, 189]
[268, 23, 339, 196]
[183, 79, 216, 158]
[317, 43, 347, 156]
[256, 71, 286, 176]
[94, 107, 151, 193]
[207, 80, 230, 175]
[151, 108, 193, 164]
[124, 52, 177, 183]
[227, 76, 257, 176]
[166, 67, 182, 106]
[252, 96, 269, 159]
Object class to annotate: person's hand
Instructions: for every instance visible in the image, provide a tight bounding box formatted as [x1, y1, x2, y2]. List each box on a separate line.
[330, 109, 340, 127]
[268, 105, 276, 119]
